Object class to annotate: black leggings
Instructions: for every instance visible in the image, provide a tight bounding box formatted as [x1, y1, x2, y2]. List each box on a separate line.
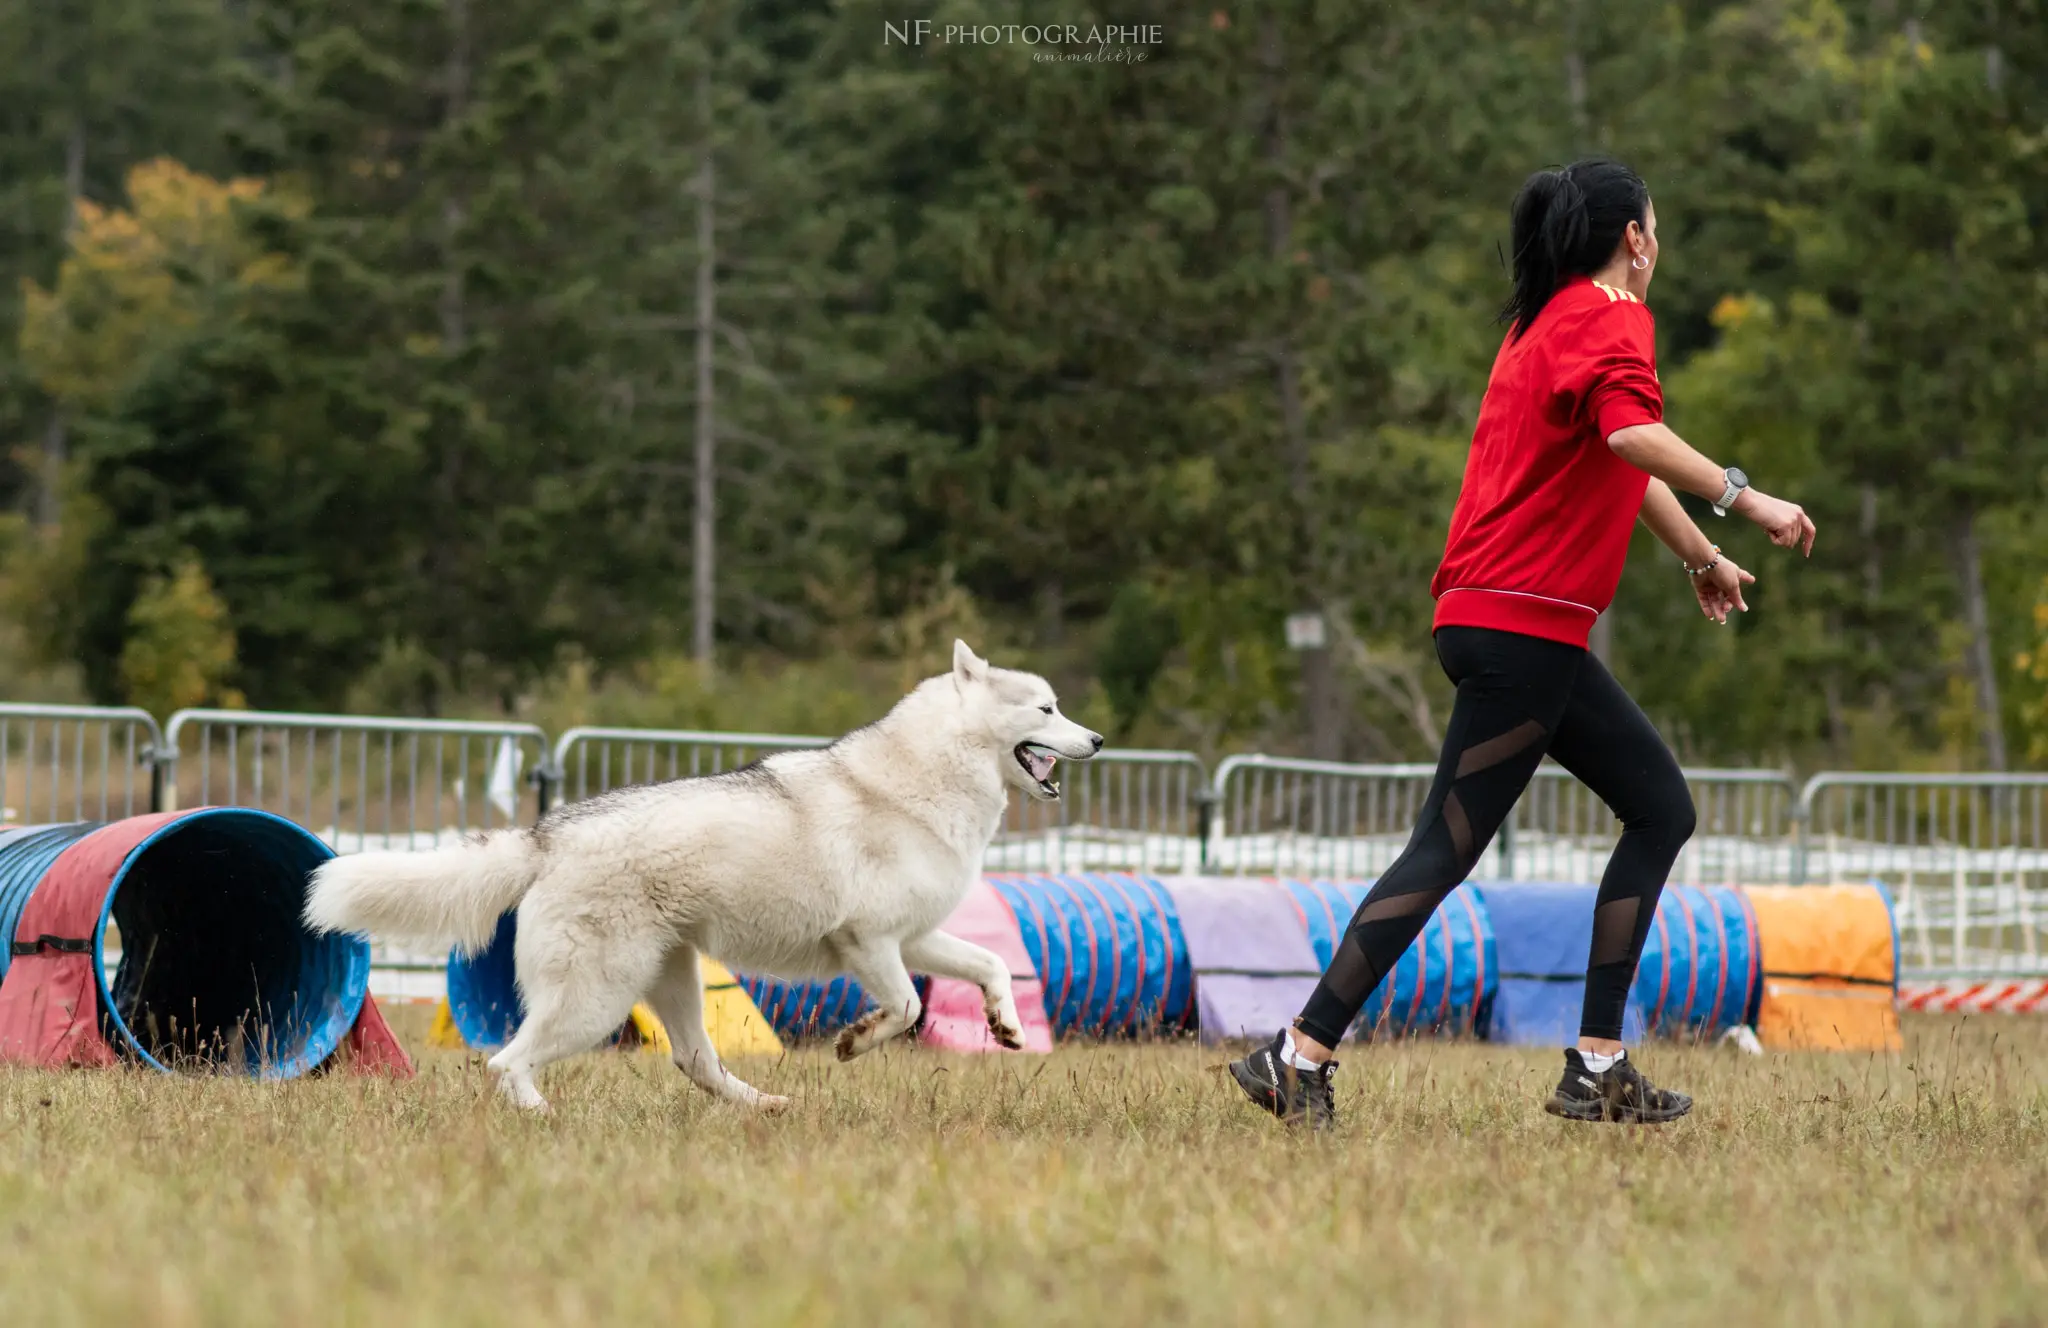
[1295, 625, 1697, 1046]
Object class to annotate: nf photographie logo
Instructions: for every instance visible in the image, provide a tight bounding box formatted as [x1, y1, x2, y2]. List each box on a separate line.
[884, 20, 1164, 64]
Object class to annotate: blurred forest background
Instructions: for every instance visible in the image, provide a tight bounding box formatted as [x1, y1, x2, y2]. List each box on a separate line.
[1, 0, 2045, 772]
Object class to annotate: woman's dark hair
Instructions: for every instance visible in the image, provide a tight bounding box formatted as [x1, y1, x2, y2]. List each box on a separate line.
[1499, 158, 1650, 339]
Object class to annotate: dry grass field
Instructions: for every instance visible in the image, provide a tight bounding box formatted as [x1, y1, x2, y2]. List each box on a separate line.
[3, 1008, 2046, 1327]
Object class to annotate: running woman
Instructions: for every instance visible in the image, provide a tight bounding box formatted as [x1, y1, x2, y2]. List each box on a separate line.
[1229, 158, 1816, 1127]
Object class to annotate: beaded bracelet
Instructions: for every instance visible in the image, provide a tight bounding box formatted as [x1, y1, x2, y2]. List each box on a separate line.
[1683, 546, 1722, 578]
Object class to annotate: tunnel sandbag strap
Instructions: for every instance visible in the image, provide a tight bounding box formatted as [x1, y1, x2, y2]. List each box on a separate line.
[1759, 970, 1893, 987]
[9, 935, 91, 956]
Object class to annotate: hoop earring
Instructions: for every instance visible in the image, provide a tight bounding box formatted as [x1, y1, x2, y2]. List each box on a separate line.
[1631, 254, 1649, 271]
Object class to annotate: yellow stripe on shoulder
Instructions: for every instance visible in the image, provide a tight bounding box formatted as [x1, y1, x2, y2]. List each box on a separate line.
[1590, 280, 1641, 304]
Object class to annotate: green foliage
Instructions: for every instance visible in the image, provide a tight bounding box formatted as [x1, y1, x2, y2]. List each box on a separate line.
[117, 555, 241, 720]
[1096, 582, 1178, 737]
[0, 1, 2042, 768]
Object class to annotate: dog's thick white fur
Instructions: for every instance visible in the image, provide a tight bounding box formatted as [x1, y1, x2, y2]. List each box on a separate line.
[304, 641, 1100, 1113]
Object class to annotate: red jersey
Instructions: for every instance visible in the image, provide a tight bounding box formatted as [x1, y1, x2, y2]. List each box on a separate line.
[1430, 276, 1664, 647]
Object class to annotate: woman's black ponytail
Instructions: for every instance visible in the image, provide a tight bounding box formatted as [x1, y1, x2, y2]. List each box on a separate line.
[1499, 158, 1649, 339]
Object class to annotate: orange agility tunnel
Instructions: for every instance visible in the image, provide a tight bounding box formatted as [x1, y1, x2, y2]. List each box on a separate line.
[1741, 882, 1902, 1052]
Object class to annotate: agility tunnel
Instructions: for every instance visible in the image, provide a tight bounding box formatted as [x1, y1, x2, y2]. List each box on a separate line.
[435, 875, 1893, 1058]
[918, 880, 1055, 1053]
[1283, 880, 1495, 1038]
[1475, 881, 1647, 1045]
[1164, 875, 1328, 1044]
[986, 873, 1194, 1036]
[1633, 883, 1761, 1037]
[0, 810, 406, 1077]
[442, 909, 783, 1056]
[737, 973, 925, 1042]
[1742, 882, 1901, 1052]
[1474, 882, 1760, 1044]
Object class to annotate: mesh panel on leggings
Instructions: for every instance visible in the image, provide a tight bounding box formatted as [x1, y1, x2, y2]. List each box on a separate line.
[1589, 893, 1638, 963]
[1590, 896, 1641, 968]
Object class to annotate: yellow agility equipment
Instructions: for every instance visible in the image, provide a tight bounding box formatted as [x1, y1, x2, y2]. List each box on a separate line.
[1741, 883, 1902, 1053]
[694, 957, 785, 1058]
[426, 956, 781, 1059]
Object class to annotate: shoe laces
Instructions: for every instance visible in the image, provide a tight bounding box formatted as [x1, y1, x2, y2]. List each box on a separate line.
[1305, 1059, 1338, 1110]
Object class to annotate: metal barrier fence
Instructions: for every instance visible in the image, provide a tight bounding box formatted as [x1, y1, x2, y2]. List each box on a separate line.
[550, 726, 1210, 874]
[1206, 754, 1798, 885]
[1795, 773, 2048, 978]
[551, 726, 833, 803]
[0, 703, 163, 823]
[15, 703, 2048, 980]
[989, 748, 1208, 873]
[161, 710, 550, 851]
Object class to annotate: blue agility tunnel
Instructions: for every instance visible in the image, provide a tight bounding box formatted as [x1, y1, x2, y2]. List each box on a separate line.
[1633, 883, 1760, 1037]
[1472, 881, 1647, 1045]
[1283, 880, 1496, 1038]
[0, 824, 101, 973]
[986, 873, 1194, 1036]
[0, 810, 370, 1077]
[447, 910, 921, 1044]
[444, 910, 524, 1049]
[736, 974, 924, 1041]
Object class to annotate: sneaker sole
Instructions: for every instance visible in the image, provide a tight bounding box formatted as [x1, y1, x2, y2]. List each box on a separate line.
[1227, 1059, 1287, 1118]
[1544, 1095, 1693, 1125]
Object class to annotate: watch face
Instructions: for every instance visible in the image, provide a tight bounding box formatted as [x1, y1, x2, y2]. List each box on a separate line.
[1726, 467, 1749, 488]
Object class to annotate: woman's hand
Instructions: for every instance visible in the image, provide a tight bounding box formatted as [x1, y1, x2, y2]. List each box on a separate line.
[1693, 556, 1755, 625]
[1733, 489, 1816, 556]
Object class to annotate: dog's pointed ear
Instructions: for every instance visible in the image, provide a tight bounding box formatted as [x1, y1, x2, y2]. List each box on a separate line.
[952, 638, 988, 686]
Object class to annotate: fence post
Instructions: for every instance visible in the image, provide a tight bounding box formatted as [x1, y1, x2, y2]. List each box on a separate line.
[149, 742, 177, 815]
[531, 753, 560, 819]
[1790, 775, 1817, 887]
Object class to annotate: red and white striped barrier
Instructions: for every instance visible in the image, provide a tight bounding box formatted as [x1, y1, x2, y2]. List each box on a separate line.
[1900, 980, 2048, 1014]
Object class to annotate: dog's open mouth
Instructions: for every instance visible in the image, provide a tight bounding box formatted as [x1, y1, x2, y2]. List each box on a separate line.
[1013, 742, 1061, 798]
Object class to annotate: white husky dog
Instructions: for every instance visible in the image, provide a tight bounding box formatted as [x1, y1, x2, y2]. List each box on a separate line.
[305, 641, 1101, 1113]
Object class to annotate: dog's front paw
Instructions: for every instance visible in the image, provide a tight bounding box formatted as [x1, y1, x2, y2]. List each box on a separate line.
[755, 1093, 792, 1115]
[835, 1009, 885, 1061]
[986, 1007, 1026, 1051]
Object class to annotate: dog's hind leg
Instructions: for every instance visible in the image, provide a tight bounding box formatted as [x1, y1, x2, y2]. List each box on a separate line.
[902, 929, 1028, 1051]
[644, 945, 788, 1114]
[834, 938, 923, 1062]
[486, 920, 660, 1113]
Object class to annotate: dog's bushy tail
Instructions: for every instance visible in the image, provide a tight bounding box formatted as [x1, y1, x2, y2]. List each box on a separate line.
[304, 830, 541, 953]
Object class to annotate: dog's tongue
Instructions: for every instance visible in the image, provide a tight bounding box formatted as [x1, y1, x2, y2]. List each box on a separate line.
[1026, 748, 1057, 781]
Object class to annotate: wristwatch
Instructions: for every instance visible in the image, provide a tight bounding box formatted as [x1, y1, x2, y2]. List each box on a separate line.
[1712, 467, 1748, 517]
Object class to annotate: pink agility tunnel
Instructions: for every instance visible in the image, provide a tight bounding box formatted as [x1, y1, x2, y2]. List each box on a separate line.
[0, 811, 410, 1077]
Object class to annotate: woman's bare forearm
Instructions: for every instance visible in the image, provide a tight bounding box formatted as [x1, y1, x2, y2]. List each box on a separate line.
[1639, 479, 1717, 567]
[1606, 422, 1734, 504]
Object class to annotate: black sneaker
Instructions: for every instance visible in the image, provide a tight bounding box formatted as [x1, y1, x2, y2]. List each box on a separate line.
[1228, 1030, 1338, 1129]
[1545, 1049, 1692, 1124]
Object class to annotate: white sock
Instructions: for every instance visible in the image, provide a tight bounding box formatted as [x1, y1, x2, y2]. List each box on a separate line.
[1281, 1030, 1325, 1072]
[1578, 1048, 1625, 1073]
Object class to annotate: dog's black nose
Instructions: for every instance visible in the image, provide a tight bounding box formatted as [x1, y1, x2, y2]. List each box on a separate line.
[1089, 733, 1105, 752]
